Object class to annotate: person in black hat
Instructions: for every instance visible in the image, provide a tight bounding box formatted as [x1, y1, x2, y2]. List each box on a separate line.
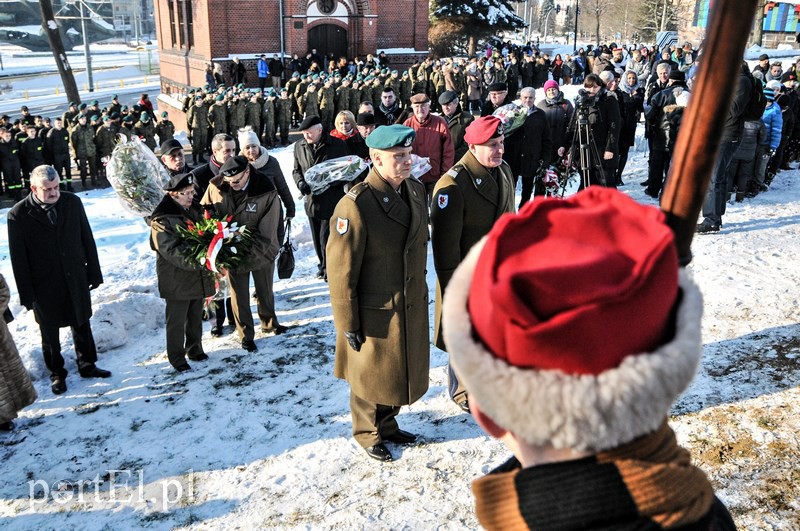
[439, 90, 474, 161]
[292, 115, 349, 280]
[753, 54, 770, 76]
[327, 125, 429, 462]
[481, 82, 510, 117]
[150, 173, 215, 372]
[201, 156, 283, 352]
[20, 106, 35, 127]
[159, 139, 192, 178]
[347, 112, 375, 160]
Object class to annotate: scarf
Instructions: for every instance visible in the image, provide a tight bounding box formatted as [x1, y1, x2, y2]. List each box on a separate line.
[472, 422, 716, 530]
[31, 191, 57, 224]
[544, 92, 563, 106]
[379, 102, 399, 123]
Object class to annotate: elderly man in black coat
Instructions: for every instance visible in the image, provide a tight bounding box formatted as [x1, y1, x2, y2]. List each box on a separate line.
[7, 165, 111, 395]
[292, 116, 349, 281]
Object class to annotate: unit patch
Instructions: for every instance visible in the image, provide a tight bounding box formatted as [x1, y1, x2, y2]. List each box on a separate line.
[336, 217, 349, 234]
[245, 202, 257, 213]
[437, 194, 449, 209]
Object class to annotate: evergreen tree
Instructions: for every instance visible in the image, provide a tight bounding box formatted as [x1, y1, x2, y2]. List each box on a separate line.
[431, 0, 526, 57]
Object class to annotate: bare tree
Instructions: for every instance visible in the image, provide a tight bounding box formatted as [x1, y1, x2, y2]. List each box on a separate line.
[38, 0, 80, 104]
[752, 0, 767, 46]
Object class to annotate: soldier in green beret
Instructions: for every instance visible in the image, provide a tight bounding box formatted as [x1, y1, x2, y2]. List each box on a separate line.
[326, 125, 430, 463]
[186, 97, 209, 164]
[155, 111, 175, 144]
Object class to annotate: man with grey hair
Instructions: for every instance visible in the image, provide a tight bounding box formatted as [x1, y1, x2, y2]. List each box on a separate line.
[504, 86, 552, 207]
[8, 165, 111, 395]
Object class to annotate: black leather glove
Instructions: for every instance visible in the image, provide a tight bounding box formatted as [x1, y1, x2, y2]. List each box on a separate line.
[345, 330, 365, 352]
[299, 181, 312, 195]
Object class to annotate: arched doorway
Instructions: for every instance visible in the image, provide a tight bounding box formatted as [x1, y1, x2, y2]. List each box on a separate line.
[308, 24, 348, 61]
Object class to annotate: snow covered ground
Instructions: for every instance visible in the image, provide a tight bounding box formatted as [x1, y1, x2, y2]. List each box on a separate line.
[0, 144, 799, 529]
[0, 43, 799, 529]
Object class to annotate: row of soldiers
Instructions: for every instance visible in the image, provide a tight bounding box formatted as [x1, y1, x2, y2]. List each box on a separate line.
[0, 96, 176, 197]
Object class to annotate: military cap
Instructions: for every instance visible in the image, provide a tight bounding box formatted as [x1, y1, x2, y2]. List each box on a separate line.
[487, 82, 508, 93]
[312, 74, 320, 80]
[365, 124, 415, 150]
[20, 105, 28, 111]
[122, 105, 129, 111]
[463, 116, 504, 145]
[161, 111, 168, 118]
[297, 115, 322, 131]
[301, 74, 308, 80]
[112, 94, 119, 99]
[160, 139, 183, 155]
[292, 71, 300, 77]
[410, 93, 430, 104]
[163, 172, 195, 191]
[381, 68, 389, 74]
[140, 113, 151, 122]
[79, 103, 87, 110]
[195, 96, 204, 101]
[280, 88, 288, 93]
[123, 115, 134, 123]
[219, 156, 249, 177]
[356, 112, 376, 126]
[102, 116, 111, 122]
[781, 71, 797, 83]
[90, 100, 99, 106]
[110, 112, 121, 119]
[391, 69, 398, 75]
[69, 101, 76, 107]
[402, 71, 408, 76]
[215, 95, 225, 101]
[438, 90, 459, 105]
[133, 104, 143, 111]
[237, 83, 244, 89]
[89, 115, 99, 121]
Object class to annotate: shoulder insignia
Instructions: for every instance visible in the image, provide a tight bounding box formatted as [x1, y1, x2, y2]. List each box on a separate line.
[437, 194, 449, 209]
[336, 217, 349, 235]
[346, 182, 369, 201]
[445, 165, 463, 179]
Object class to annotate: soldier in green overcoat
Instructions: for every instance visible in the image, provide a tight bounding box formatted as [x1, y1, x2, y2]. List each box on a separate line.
[186, 96, 209, 164]
[327, 125, 430, 463]
[430, 116, 515, 413]
[276, 89, 292, 146]
[155, 111, 175, 144]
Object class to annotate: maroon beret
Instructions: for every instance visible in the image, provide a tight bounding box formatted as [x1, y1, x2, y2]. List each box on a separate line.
[463, 116, 504, 145]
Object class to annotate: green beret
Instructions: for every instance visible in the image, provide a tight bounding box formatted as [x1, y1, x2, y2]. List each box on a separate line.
[79, 103, 87, 110]
[215, 95, 225, 101]
[102, 116, 111, 122]
[161, 111, 168, 118]
[90, 100, 98, 106]
[301, 74, 308, 80]
[123, 116, 134, 123]
[111, 94, 118, 99]
[140, 113, 151, 122]
[89, 114, 99, 121]
[365, 124, 416, 150]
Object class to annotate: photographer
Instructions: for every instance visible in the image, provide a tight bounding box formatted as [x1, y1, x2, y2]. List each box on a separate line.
[558, 74, 621, 188]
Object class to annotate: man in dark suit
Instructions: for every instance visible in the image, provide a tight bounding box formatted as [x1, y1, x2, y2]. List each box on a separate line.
[7, 165, 111, 395]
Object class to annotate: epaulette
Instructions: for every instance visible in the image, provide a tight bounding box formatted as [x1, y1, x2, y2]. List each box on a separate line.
[346, 181, 369, 201]
[445, 164, 464, 179]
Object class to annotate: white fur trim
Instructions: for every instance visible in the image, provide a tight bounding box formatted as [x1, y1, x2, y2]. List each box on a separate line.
[442, 238, 703, 452]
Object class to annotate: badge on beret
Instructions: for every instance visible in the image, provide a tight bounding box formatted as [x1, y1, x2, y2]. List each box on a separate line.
[336, 217, 349, 234]
[438, 194, 449, 209]
[496, 123, 505, 136]
[404, 136, 413, 147]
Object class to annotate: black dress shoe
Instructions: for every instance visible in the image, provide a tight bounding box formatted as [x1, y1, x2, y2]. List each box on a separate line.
[188, 352, 209, 361]
[51, 378, 67, 395]
[0, 421, 15, 431]
[210, 325, 223, 337]
[174, 363, 192, 372]
[261, 324, 290, 336]
[79, 366, 112, 378]
[384, 429, 417, 444]
[365, 443, 393, 462]
[457, 400, 471, 413]
[242, 339, 258, 352]
[696, 221, 721, 234]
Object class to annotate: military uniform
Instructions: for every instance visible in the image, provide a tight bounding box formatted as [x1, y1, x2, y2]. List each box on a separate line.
[228, 99, 246, 136]
[45, 127, 72, 190]
[244, 99, 262, 139]
[208, 101, 229, 136]
[186, 102, 209, 164]
[155, 118, 175, 144]
[135, 119, 157, 151]
[276, 95, 292, 146]
[18, 133, 45, 187]
[0, 135, 22, 198]
[262, 98, 277, 147]
[94, 122, 118, 181]
[70, 123, 98, 186]
[318, 84, 336, 130]
[300, 87, 320, 119]
[349, 84, 363, 116]
[430, 147, 515, 406]
[335, 84, 351, 115]
[327, 165, 430, 449]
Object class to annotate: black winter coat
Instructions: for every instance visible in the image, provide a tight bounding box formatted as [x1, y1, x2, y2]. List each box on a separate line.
[564, 89, 621, 167]
[8, 192, 103, 327]
[292, 133, 349, 220]
[445, 108, 475, 161]
[503, 107, 553, 179]
[536, 93, 574, 161]
[150, 197, 216, 301]
[189, 158, 222, 196]
[19, 135, 45, 171]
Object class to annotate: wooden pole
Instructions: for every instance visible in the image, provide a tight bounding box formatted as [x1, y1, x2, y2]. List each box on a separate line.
[660, 0, 759, 264]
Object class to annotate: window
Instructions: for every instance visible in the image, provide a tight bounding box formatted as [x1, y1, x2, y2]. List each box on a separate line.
[177, 0, 194, 50]
[167, 0, 177, 46]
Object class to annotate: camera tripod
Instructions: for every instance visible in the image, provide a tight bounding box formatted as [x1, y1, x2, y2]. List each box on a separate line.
[568, 104, 607, 188]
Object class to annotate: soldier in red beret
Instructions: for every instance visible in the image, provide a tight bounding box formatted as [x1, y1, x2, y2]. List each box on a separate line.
[430, 116, 515, 413]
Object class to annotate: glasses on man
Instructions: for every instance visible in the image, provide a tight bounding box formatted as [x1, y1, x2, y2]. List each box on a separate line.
[173, 190, 195, 197]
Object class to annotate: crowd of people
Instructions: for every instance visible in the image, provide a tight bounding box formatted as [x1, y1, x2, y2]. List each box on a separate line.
[1, 36, 793, 528]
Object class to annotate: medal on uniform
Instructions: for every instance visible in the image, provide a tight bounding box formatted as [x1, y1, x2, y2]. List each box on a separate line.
[438, 194, 448, 209]
[476, 178, 482, 185]
[336, 217, 349, 234]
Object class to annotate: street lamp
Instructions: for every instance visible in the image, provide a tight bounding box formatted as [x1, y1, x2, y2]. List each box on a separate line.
[573, 1, 580, 51]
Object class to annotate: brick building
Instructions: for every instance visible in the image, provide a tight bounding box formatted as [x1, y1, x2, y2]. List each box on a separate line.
[153, 0, 429, 96]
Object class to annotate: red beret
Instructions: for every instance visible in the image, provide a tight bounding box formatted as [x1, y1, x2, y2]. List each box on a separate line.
[468, 187, 679, 376]
[463, 116, 504, 145]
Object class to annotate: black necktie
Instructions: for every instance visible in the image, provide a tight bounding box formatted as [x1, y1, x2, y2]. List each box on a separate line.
[47, 207, 57, 225]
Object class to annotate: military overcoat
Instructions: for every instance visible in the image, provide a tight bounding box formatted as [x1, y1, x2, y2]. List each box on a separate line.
[327, 168, 430, 406]
[430, 150, 515, 351]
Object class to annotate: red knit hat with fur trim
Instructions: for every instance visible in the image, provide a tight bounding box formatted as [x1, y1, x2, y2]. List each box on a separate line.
[442, 187, 705, 451]
[469, 187, 678, 375]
